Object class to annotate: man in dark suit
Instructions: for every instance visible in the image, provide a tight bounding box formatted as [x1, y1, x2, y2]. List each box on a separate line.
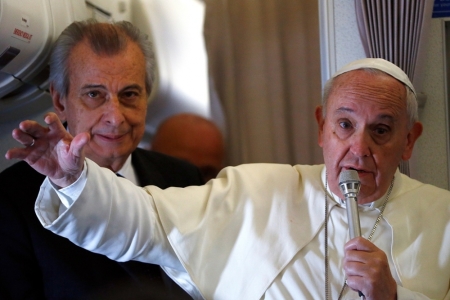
[0, 19, 203, 299]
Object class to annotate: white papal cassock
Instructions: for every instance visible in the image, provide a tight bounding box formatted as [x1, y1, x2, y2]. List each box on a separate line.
[35, 159, 450, 300]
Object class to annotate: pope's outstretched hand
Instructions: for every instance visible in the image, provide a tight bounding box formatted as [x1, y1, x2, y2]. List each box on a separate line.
[5, 112, 89, 188]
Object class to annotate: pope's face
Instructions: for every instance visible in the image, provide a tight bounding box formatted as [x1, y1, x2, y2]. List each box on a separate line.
[316, 70, 422, 204]
[52, 40, 148, 171]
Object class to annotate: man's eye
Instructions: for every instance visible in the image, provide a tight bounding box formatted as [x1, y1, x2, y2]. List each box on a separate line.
[339, 121, 352, 129]
[87, 91, 100, 98]
[371, 126, 392, 144]
[123, 91, 138, 99]
[374, 127, 389, 135]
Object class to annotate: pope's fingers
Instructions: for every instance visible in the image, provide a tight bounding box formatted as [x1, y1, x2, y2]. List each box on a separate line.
[70, 132, 90, 158]
[11, 128, 36, 147]
[344, 244, 383, 274]
[345, 256, 396, 300]
[344, 237, 375, 252]
[44, 111, 59, 123]
[5, 147, 28, 160]
[44, 112, 66, 133]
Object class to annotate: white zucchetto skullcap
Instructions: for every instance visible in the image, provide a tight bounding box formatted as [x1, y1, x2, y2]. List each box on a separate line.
[333, 58, 416, 96]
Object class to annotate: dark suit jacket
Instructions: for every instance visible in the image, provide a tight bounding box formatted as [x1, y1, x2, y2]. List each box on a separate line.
[0, 148, 204, 300]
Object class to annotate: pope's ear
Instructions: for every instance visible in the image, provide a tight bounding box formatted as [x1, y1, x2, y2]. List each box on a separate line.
[50, 84, 67, 122]
[315, 105, 325, 147]
[401, 122, 423, 161]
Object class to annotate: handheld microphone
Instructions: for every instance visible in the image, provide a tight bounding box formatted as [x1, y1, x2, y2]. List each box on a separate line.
[339, 170, 361, 239]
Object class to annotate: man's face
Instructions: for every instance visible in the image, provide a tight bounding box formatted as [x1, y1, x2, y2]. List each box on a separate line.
[316, 70, 422, 204]
[52, 40, 148, 171]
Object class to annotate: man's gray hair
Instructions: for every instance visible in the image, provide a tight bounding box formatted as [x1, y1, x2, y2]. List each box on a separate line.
[49, 19, 155, 98]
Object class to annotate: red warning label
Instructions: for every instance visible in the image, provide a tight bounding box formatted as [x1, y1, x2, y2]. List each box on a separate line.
[12, 28, 33, 42]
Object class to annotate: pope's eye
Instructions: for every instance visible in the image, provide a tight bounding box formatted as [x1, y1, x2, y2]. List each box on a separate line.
[87, 91, 100, 98]
[339, 121, 352, 129]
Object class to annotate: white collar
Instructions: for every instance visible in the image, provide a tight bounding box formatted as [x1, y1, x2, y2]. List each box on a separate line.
[116, 155, 138, 185]
[321, 166, 397, 210]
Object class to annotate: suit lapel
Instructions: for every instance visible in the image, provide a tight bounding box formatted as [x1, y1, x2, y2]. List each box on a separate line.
[131, 148, 167, 187]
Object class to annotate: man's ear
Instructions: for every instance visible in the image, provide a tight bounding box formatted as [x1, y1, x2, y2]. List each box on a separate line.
[50, 84, 67, 122]
[315, 105, 325, 147]
[402, 121, 423, 161]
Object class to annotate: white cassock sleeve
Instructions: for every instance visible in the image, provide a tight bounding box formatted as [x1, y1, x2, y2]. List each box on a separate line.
[35, 159, 204, 299]
[34, 158, 185, 271]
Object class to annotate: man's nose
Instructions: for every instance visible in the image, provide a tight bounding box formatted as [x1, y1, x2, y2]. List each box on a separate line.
[349, 129, 372, 157]
[103, 97, 125, 126]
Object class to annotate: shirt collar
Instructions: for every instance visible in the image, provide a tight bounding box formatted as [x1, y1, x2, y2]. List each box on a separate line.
[116, 155, 138, 185]
[321, 166, 398, 210]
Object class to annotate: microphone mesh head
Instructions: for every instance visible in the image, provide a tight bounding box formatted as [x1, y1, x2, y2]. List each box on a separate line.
[339, 170, 360, 184]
